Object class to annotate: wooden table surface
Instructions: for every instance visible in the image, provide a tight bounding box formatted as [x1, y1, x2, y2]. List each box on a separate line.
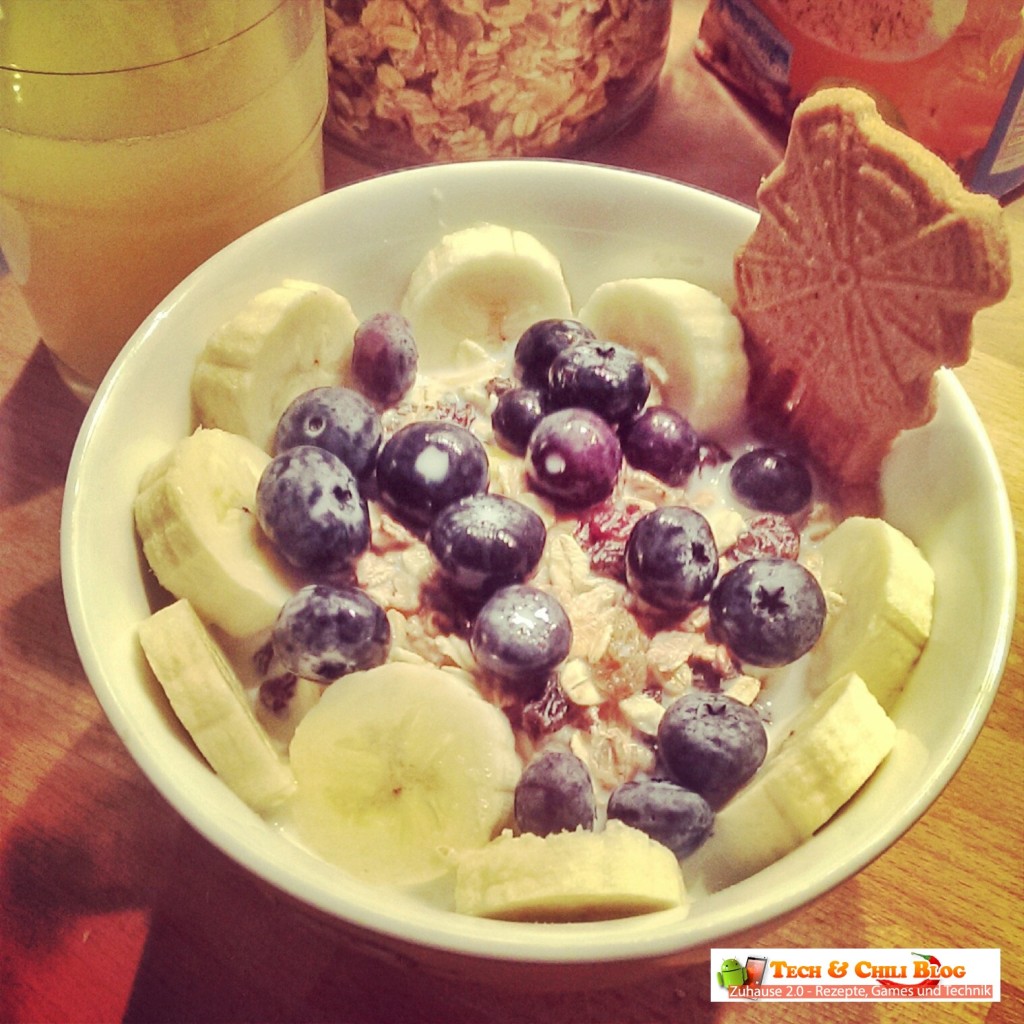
[1, 4, 1021, 1022]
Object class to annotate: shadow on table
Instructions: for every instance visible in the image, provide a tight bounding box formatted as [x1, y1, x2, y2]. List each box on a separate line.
[0, 342, 87, 510]
[123, 827, 718, 1024]
[0, 718, 183, 1022]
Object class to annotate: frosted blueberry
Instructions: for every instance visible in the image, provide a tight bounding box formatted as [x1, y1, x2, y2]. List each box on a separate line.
[273, 386, 382, 478]
[272, 583, 390, 683]
[256, 445, 370, 572]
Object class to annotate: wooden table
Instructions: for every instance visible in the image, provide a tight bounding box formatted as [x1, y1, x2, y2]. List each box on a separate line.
[2, 4, 1021, 1022]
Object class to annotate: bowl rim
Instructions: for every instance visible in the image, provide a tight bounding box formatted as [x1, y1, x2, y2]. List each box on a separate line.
[60, 158, 1017, 966]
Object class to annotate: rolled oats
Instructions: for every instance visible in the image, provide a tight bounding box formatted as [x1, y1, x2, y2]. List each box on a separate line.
[723, 674, 762, 706]
[618, 692, 664, 736]
[323, 0, 671, 166]
[560, 659, 605, 707]
[570, 714, 656, 790]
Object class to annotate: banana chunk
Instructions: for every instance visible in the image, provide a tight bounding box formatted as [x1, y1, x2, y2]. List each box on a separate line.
[577, 277, 749, 437]
[810, 516, 935, 710]
[400, 224, 573, 368]
[288, 663, 521, 888]
[455, 820, 685, 921]
[134, 427, 299, 637]
[191, 279, 359, 452]
[702, 672, 896, 891]
[138, 599, 296, 811]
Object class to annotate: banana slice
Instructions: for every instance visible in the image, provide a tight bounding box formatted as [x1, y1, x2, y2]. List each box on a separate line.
[134, 427, 300, 637]
[577, 277, 749, 436]
[288, 663, 521, 888]
[191, 279, 359, 451]
[702, 672, 896, 891]
[400, 224, 573, 369]
[454, 820, 685, 921]
[138, 599, 296, 811]
[809, 516, 935, 710]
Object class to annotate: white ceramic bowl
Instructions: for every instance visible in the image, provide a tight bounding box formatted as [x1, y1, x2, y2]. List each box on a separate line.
[61, 160, 1015, 982]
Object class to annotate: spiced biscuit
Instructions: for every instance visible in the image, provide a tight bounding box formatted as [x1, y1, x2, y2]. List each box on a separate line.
[734, 86, 1010, 487]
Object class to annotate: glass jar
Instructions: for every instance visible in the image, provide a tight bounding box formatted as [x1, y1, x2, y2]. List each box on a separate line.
[324, 0, 672, 166]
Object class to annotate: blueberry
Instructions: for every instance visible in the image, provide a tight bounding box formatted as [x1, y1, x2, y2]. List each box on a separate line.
[514, 750, 596, 836]
[709, 557, 826, 666]
[272, 583, 390, 683]
[256, 445, 370, 572]
[606, 779, 714, 858]
[352, 311, 418, 406]
[375, 420, 489, 528]
[730, 447, 813, 515]
[525, 407, 622, 509]
[657, 692, 768, 809]
[514, 318, 594, 389]
[547, 340, 650, 425]
[428, 493, 546, 595]
[624, 506, 718, 612]
[470, 585, 572, 693]
[273, 386, 382, 478]
[621, 406, 699, 486]
[492, 386, 547, 455]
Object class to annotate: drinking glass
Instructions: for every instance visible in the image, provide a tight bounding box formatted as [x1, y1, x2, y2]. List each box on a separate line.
[0, 0, 328, 395]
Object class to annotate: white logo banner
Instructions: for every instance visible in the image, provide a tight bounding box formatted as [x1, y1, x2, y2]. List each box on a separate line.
[709, 948, 1001, 1002]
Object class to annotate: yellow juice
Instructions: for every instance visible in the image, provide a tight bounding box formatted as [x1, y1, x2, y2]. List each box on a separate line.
[0, 1, 328, 391]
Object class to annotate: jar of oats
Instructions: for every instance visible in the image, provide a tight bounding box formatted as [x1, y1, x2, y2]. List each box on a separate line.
[323, 0, 672, 166]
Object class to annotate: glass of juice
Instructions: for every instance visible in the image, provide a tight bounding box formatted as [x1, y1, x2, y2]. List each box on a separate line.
[0, 0, 328, 396]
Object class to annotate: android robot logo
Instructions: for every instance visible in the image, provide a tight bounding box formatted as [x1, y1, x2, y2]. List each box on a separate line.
[717, 958, 748, 987]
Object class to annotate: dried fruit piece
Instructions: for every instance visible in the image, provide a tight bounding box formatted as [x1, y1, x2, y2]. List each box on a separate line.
[730, 513, 801, 561]
[573, 500, 647, 580]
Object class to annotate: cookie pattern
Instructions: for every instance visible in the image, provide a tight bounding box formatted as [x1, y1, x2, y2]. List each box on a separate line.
[735, 87, 1010, 485]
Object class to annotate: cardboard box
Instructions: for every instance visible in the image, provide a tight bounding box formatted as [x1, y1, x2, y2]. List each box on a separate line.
[696, 0, 1024, 197]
